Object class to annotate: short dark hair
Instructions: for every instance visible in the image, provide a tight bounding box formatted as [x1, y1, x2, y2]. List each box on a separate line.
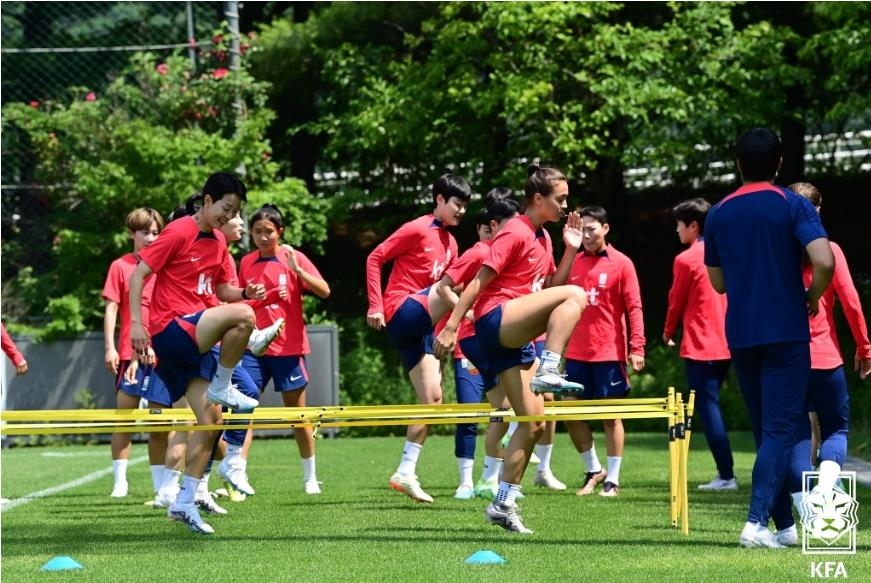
[202, 172, 247, 203]
[250, 203, 285, 232]
[672, 198, 711, 234]
[432, 174, 472, 207]
[487, 198, 521, 223]
[474, 208, 490, 227]
[525, 161, 567, 201]
[735, 128, 782, 182]
[484, 187, 514, 209]
[580, 205, 608, 225]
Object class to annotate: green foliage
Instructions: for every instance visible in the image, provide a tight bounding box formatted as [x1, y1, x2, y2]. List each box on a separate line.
[1, 24, 330, 331]
[40, 295, 89, 341]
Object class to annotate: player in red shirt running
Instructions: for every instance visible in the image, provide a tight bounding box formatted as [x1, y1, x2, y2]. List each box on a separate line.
[366, 174, 472, 503]
[435, 163, 587, 534]
[130, 172, 265, 535]
[663, 198, 736, 492]
[555, 206, 646, 498]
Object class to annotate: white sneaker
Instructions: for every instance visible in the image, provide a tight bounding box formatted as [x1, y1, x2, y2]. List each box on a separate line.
[304, 480, 322, 495]
[168, 503, 214, 535]
[207, 383, 259, 410]
[195, 492, 228, 515]
[534, 470, 567, 491]
[739, 523, 785, 549]
[774, 525, 798, 547]
[248, 318, 285, 357]
[217, 459, 255, 496]
[388, 473, 433, 503]
[454, 484, 475, 500]
[530, 368, 584, 396]
[485, 502, 533, 534]
[110, 483, 128, 498]
[698, 475, 739, 491]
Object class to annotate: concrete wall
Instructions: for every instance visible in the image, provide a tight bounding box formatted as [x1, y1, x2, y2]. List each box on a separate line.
[2, 325, 340, 435]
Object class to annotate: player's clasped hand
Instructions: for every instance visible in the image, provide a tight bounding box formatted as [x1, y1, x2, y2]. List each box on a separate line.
[246, 282, 266, 301]
[433, 327, 456, 360]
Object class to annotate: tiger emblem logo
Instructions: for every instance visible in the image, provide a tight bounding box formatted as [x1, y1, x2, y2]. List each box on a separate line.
[800, 485, 859, 545]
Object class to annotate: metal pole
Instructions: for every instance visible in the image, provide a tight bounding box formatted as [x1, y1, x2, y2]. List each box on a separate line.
[224, 1, 240, 71]
[186, 1, 196, 69]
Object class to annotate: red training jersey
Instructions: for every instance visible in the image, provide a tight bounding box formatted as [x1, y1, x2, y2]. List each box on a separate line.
[366, 214, 458, 322]
[1, 323, 26, 367]
[475, 215, 556, 320]
[103, 253, 157, 361]
[803, 241, 871, 369]
[565, 244, 645, 362]
[239, 246, 323, 356]
[444, 240, 492, 356]
[137, 216, 235, 335]
[663, 239, 730, 361]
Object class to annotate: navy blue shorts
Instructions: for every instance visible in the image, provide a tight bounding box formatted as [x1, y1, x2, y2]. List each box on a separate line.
[115, 360, 168, 406]
[152, 312, 218, 404]
[564, 359, 630, 399]
[458, 336, 499, 391]
[241, 351, 309, 392]
[474, 306, 536, 376]
[385, 293, 434, 372]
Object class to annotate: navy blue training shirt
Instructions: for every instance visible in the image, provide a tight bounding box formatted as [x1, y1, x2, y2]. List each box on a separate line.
[704, 182, 828, 349]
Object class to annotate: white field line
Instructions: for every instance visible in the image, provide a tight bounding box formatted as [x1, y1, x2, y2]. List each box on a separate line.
[1, 454, 148, 512]
[41, 451, 109, 457]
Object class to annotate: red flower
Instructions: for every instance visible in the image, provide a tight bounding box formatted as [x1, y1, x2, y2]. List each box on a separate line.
[207, 106, 218, 117]
[262, 151, 271, 161]
[212, 68, 230, 79]
[215, 50, 227, 62]
[29, 100, 39, 109]
[85, 92, 96, 102]
[212, 34, 223, 45]
[156, 63, 169, 76]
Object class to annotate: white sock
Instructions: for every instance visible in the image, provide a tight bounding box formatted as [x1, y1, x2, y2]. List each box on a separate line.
[506, 422, 518, 439]
[112, 459, 128, 485]
[457, 457, 474, 486]
[580, 446, 602, 473]
[211, 364, 234, 390]
[159, 468, 182, 496]
[301, 455, 316, 482]
[606, 456, 622, 485]
[150, 464, 164, 492]
[196, 472, 210, 498]
[535, 444, 554, 473]
[481, 456, 503, 482]
[225, 444, 242, 462]
[176, 475, 199, 505]
[397, 441, 422, 477]
[817, 460, 841, 492]
[540, 350, 561, 372]
[495, 481, 522, 507]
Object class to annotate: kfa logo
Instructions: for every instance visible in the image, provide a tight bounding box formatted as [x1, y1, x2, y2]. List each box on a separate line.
[197, 273, 214, 296]
[800, 471, 859, 555]
[531, 275, 545, 293]
[810, 562, 848, 578]
[431, 250, 451, 281]
[586, 287, 600, 306]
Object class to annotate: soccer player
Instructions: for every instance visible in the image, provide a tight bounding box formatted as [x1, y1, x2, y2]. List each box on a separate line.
[435, 163, 587, 533]
[232, 204, 331, 495]
[663, 198, 736, 492]
[366, 174, 472, 503]
[554, 206, 645, 498]
[102, 207, 171, 498]
[130, 172, 264, 535]
[704, 128, 834, 549]
[1, 323, 28, 376]
[779, 182, 871, 547]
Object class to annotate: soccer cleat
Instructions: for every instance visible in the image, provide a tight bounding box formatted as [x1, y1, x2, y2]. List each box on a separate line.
[454, 484, 475, 500]
[485, 502, 533, 534]
[388, 473, 433, 503]
[576, 469, 608, 496]
[195, 492, 228, 515]
[739, 523, 785, 549]
[217, 459, 255, 496]
[774, 525, 798, 547]
[534, 470, 567, 491]
[167, 503, 215, 535]
[599, 481, 620, 497]
[248, 317, 285, 357]
[304, 480, 322, 495]
[698, 475, 739, 491]
[225, 484, 248, 502]
[110, 483, 129, 498]
[206, 383, 259, 410]
[530, 369, 584, 396]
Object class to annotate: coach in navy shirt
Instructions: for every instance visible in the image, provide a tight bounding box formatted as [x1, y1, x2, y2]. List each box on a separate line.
[704, 128, 834, 549]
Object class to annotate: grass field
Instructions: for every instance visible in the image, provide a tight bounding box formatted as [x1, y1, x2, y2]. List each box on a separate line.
[2, 431, 870, 582]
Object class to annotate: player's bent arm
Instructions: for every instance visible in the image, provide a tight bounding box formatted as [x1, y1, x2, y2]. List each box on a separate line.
[706, 266, 726, 294]
[805, 238, 835, 307]
[129, 261, 153, 353]
[435, 274, 461, 309]
[297, 269, 331, 299]
[434, 267, 496, 359]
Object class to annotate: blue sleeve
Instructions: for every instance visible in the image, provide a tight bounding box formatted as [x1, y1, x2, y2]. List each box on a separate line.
[791, 195, 828, 246]
[703, 207, 721, 267]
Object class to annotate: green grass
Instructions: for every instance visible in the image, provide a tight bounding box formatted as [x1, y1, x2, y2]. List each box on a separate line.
[2, 432, 870, 582]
